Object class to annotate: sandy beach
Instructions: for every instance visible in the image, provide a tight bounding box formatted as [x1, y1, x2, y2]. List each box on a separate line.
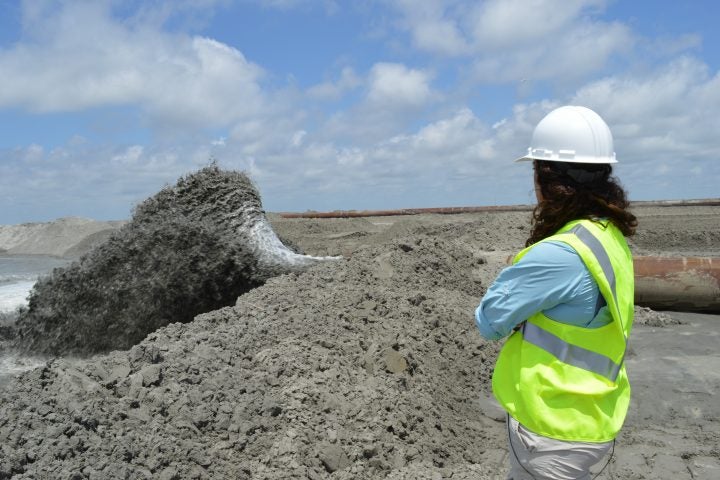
[0, 204, 718, 479]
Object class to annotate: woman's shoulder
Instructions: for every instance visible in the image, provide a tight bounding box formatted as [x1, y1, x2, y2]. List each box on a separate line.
[521, 240, 585, 270]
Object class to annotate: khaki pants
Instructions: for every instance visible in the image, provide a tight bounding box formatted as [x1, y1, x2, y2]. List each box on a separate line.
[506, 415, 613, 480]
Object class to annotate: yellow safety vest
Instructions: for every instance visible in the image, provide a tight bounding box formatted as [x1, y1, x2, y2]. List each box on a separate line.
[492, 219, 634, 442]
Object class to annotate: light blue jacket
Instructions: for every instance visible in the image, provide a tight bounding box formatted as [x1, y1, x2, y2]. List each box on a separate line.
[475, 241, 613, 340]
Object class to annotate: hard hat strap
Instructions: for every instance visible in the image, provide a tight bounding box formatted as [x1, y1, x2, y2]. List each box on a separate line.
[551, 162, 609, 184]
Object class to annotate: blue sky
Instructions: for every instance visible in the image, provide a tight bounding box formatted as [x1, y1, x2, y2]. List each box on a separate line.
[1, 0, 719, 224]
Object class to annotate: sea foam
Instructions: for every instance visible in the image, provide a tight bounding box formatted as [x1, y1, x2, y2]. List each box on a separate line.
[0, 280, 35, 313]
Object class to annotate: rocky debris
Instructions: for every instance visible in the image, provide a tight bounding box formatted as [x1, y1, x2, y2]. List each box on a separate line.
[382, 348, 408, 374]
[318, 443, 351, 473]
[633, 306, 682, 327]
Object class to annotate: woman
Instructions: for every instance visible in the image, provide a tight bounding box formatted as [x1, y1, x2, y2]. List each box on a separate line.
[475, 106, 637, 480]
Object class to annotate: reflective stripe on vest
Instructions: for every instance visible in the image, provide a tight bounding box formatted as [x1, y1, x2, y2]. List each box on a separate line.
[567, 223, 617, 307]
[521, 322, 622, 382]
[522, 223, 626, 382]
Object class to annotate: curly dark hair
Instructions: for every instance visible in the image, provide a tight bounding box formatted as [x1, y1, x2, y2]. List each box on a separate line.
[527, 160, 637, 246]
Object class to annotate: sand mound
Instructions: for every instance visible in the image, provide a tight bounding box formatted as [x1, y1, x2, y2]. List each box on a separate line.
[0, 218, 509, 479]
[0, 217, 124, 258]
[628, 206, 720, 256]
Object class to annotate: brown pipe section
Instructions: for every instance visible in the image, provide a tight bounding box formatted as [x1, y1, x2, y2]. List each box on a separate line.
[279, 199, 720, 219]
[279, 205, 533, 218]
[634, 256, 720, 313]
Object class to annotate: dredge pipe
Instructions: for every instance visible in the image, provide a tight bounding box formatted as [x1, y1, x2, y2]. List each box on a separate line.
[634, 256, 720, 313]
[279, 198, 720, 219]
[280, 205, 533, 218]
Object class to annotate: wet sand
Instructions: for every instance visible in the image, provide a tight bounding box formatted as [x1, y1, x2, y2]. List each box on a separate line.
[613, 311, 720, 479]
[0, 205, 718, 479]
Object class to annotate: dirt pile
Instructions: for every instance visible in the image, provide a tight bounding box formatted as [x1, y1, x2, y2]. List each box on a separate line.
[0, 217, 512, 479]
[633, 306, 681, 327]
[627, 205, 720, 256]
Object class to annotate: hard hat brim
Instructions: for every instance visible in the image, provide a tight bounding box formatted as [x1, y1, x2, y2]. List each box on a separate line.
[513, 154, 618, 164]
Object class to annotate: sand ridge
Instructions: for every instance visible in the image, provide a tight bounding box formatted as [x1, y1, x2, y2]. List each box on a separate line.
[0, 217, 125, 258]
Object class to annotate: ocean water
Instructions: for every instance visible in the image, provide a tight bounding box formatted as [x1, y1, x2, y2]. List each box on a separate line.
[0, 255, 70, 387]
[0, 255, 70, 313]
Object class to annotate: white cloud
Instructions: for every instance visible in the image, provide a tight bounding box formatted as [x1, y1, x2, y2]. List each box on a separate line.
[573, 57, 720, 160]
[367, 62, 433, 106]
[229, 107, 515, 202]
[409, 108, 484, 154]
[308, 62, 438, 145]
[229, 112, 307, 156]
[307, 67, 362, 100]
[411, 17, 469, 56]
[336, 148, 365, 167]
[0, 2, 266, 127]
[149, 37, 265, 125]
[291, 130, 307, 147]
[111, 145, 145, 167]
[23, 144, 45, 163]
[0, 142, 190, 222]
[472, 21, 633, 84]
[469, 0, 605, 49]
[391, 0, 470, 56]
[388, 0, 635, 85]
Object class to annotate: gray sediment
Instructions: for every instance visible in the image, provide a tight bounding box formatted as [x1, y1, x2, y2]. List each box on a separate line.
[9, 166, 336, 356]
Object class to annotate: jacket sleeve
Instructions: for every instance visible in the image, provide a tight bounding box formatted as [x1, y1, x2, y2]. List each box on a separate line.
[474, 241, 590, 340]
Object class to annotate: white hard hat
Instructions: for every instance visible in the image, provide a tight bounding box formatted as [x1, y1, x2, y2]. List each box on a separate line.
[515, 105, 617, 164]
